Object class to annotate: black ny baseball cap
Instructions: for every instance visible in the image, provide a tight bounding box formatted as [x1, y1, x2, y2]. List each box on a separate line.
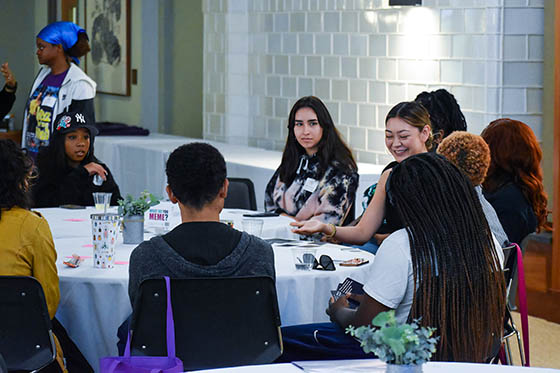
[54, 111, 99, 136]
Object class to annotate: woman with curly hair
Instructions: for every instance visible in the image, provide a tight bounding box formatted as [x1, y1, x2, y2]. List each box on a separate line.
[437, 131, 508, 246]
[481, 119, 550, 245]
[0, 139, 93, 372]
[0, 139, 64, 370]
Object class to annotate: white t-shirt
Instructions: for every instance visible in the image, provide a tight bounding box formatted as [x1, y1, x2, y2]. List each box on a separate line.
[363, 228, 504, 325]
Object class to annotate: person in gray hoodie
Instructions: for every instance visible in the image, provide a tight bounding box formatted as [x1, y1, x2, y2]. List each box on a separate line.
[128, 142, 275, 306]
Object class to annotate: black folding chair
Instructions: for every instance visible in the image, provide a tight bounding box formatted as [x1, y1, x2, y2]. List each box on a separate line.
[0, 276, 57, 372]
[0, 352, 7, 373]
[129, 276, 282, 371]
[499, 244, 527, 366]
[225, 178, 257, 211]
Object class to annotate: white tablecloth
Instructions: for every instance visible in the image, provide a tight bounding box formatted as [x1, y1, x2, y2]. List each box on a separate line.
[38, 207, 375, 370]
[194, 360, 560, 373]
[95, 134, 384, 213]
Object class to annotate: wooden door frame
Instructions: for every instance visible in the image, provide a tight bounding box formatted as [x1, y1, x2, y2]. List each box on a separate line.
[552, 0, 560, 292]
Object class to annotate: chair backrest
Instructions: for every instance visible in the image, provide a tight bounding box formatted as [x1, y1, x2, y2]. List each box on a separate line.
[0, 276, 56, 371]
[130, 276, 282, 371]
[341, 201, 355, 226]
[224, 178, 257, 211]
[502, 244, 518, 291]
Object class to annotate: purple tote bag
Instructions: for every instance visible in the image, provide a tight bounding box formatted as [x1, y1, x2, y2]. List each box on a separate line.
[99, 277, 184, 373]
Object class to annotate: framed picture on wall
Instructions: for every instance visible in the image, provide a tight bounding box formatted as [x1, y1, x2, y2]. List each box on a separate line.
[84, 0, 131, 96]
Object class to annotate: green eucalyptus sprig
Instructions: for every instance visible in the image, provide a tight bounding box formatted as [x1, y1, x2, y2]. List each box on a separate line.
[346, 310, 438, 365]
[117, 191, 160, 217]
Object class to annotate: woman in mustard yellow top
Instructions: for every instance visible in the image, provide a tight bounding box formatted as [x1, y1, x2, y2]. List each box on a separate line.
[0, 139, 60, 316]
[0, 139, 66, 371]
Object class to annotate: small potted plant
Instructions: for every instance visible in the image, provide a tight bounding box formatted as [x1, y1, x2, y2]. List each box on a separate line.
[118, 191, 160, 244]
[346, 311, 438, 373]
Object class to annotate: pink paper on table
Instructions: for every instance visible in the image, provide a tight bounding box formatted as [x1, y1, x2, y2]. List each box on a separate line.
[64, 218, 86, 222]
[82, 244, 94, 247]
[65, 255, 92, 259]
[115, 261, 129, 265]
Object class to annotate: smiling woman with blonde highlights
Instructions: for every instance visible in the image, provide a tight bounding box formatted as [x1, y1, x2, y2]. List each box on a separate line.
[265, 96, 358, 225]
[292, 101, 432, 247]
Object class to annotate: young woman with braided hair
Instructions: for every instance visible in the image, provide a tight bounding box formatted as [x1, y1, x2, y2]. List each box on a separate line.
[279, 152, 506, 363]
[384, 153, 505, 361]
[415, 88, 467, 148]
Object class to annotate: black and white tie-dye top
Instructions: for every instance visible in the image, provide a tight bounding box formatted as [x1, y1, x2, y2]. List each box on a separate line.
[264, 154, 359, 225]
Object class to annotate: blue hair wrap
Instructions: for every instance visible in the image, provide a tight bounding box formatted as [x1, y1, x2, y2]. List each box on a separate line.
[37, 21, 87, 65]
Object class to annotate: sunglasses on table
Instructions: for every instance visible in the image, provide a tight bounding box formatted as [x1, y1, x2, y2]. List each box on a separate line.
[302, 254, 335, 271]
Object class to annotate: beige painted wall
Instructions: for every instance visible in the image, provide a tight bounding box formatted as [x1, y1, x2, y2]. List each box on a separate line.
[159, 0, 203, 138]
[1, 1, 203, 137]
[93, 1, 143, 127]
[93, 1, 203, 137]
[0, 1, 48, 128]
[543, 0, 555, 213]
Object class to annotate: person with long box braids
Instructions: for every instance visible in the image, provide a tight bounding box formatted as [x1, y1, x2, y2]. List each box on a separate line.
[279, 152, 506, 363]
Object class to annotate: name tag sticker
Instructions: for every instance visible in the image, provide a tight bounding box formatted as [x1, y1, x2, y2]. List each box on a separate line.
[42, 96, 56, 108]
[303, 178, 319, 193]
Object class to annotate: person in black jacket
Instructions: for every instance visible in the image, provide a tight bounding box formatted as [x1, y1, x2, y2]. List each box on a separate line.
[0, 62, 17, 119]
[481, 118, 551, 245]
[33, 110, 121, 208]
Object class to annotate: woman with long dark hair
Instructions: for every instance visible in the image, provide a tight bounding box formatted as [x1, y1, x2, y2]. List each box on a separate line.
[33, 110, 121, 208]
[481, 118, 550, 244]
[280, 153, 506, 363]
[22, 21, 96, 159]
[265, 96, 358, 225]
[292, 101, 432, 247]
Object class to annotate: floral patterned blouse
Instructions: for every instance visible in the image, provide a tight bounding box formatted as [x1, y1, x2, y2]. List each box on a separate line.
[265, 154, 359, 225]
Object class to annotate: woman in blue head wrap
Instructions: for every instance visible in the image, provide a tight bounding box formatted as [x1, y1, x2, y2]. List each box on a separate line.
[22, 21, 96, 160]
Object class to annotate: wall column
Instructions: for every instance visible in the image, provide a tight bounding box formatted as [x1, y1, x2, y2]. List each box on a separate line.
[551, 0, 560, 292]
[140, 0, 160, 133]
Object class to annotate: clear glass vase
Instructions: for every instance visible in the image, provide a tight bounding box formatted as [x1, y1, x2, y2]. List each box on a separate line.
[386, 363, 423, 373]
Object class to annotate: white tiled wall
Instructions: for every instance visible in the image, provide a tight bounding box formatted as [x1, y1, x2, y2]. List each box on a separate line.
[203, 0, 544, 162]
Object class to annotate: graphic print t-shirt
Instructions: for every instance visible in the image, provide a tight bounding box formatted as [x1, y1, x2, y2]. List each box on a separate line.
[24, 70, 68, 159]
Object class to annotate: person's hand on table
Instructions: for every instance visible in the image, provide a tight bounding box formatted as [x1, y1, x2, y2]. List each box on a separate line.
[321, 235, 341, 244]
[290, 219, 326, 236]
[1, 62, 17, 91]
[83, 162, 107, 180]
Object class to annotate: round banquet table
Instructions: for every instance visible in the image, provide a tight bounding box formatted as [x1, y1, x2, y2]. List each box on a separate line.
[192, 360, 560, 372]
[36, 207, 375, 371]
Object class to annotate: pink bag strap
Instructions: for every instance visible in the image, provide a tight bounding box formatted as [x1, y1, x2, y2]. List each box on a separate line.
[124, 276, 176, 359]
[513, 243, 530, 367]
